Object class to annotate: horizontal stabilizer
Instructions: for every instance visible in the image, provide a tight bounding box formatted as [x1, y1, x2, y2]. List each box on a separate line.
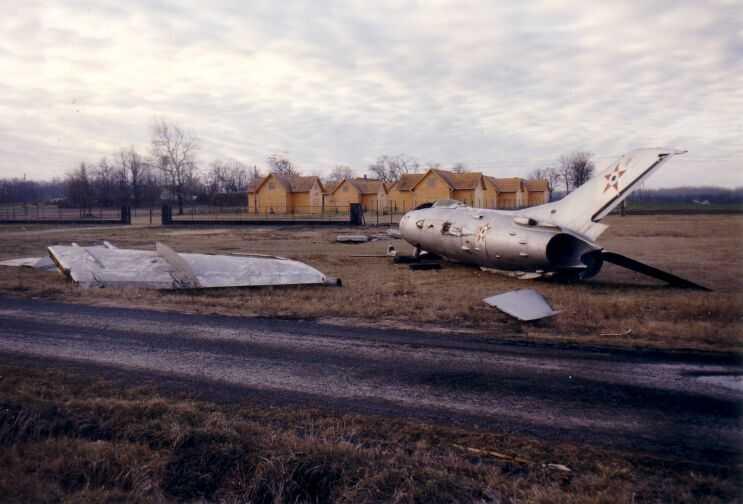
[483, 289, 560, 321]
[601, 251, 710, 291]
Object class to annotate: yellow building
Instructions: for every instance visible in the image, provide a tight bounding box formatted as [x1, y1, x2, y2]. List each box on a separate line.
[387, 169, 486, 210]
[484, 177, 527, 209]
[409, 169, 487, 207]
[387, 173, 424, 213]
[248, 174, 325, 214]
[525, 179, 551, 206]
[328, 178, 389, 212]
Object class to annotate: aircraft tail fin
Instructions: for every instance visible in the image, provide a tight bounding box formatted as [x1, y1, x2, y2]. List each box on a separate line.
[524, 148, 686, 239]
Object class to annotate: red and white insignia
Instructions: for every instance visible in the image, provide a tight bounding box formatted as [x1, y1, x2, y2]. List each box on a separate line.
[603, 164, 626, 193]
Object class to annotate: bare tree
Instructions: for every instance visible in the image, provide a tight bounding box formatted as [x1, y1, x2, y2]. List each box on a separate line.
[65, 163, 95, 211]
[138, 167, 162, 207]
[91, 157, 117, 207]
[248, 165, 262, 184]
[527, 167, 560, 195]
[207, 159, 249, 196]
[151, 120, 199, 214]
[527, 167, 548, 181]
[368, 154, 419, 182]
[328, 165, 354, 182]
[267, 153, 298, 176]
[451, 162, 468, 173]
[558, 151, 595, 193]
[118, 147, 145, 207]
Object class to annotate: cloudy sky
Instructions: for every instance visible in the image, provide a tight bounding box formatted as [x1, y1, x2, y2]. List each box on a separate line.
[1, 0, 741, 187]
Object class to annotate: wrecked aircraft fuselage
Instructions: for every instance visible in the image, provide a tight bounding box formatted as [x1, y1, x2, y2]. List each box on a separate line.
[400, 203, 601, 279]
[399, 148, 709, 289]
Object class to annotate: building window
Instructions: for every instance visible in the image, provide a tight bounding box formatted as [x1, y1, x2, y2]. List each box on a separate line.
[427, 178, 436, 187]
[268, 182, 275, 190]
[342, 185, 348, 192]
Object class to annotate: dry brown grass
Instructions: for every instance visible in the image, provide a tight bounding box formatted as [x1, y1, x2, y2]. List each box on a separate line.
[0, 363, 739, 503]
[1, 214, 741, 353]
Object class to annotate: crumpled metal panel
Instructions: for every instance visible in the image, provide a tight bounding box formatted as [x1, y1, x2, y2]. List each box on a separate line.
[181, 252, 330, 288]
[47, 242, 333, 289]
[483, 289, 560, 321]
[48, 245, 175, 288]
[0, 256, 57, 271]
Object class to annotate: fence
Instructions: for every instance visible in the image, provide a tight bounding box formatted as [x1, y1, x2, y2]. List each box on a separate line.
[0, 205, 131, 224]
[163, 204, 363, 226]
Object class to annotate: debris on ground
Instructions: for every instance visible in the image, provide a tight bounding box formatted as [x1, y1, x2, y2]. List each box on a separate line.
[409, 261, 442, 271]
[599, 329, 633, 337]
[483, 289, 559, 321]
[545, 463, 572, 473]
[336, 234, 370, 243]
[3, 242, 340, 290]
[452, 444, 531, 464]
[336, 230, 402, 243]
[0, 256, 57, 271]
[393, 255, 420, 264]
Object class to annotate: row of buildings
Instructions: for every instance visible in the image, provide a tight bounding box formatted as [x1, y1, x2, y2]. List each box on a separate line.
[247, 168, 550, 214]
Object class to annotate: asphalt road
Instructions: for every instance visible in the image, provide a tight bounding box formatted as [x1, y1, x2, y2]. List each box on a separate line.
[0, 296, 741, 465]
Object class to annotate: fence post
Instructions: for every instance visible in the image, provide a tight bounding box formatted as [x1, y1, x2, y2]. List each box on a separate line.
[350, 203, 364, 225]
[120, 206, 131, 224]
[161, 205, 172, 225]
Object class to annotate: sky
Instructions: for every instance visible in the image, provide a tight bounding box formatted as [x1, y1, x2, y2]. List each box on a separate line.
[1, 0, 741, 188]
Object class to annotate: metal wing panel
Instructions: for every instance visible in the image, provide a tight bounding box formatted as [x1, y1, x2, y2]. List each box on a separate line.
[48, 245, 175, 288]
[483, 289, 560, 321]
[181, 253, 328, 287]
[46, 243, 333, 289]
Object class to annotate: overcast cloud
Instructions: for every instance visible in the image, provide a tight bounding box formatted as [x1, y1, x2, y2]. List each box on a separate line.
[1, 0, 741, 187]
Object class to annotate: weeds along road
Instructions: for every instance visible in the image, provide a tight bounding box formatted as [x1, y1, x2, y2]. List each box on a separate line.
[0, 296, 741, 465]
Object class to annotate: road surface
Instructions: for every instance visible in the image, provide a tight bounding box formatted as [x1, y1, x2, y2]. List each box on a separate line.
[0, 296, 740, 465]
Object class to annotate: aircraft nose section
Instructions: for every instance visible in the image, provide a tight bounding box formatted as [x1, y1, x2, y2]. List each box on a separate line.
[399, 209, 428, 245]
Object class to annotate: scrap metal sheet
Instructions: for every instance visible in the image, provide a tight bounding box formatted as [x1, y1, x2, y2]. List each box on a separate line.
[0, 256, 57, 271]
[47, 243, 332, 289]
[483, 289, 559, 321]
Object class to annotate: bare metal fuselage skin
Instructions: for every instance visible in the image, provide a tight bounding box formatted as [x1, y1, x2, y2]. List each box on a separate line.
[398, 148, 687, 279]
[399, 205, 598, 277]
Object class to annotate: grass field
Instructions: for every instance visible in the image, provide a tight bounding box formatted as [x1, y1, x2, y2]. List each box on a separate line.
[0, 214, 741, 353]
[1, 215, 741, 502]
[1, 361, 739, 503]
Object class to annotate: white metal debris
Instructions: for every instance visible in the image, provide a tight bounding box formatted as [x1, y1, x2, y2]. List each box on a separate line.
[46, 242, 339, 289]
[0, 256, 57, 271]
[483, 289, 559, 321]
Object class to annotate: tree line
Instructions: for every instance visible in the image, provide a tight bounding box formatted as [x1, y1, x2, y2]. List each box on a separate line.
[527, 151, 595, 195]
[2, 121, 739, 209]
